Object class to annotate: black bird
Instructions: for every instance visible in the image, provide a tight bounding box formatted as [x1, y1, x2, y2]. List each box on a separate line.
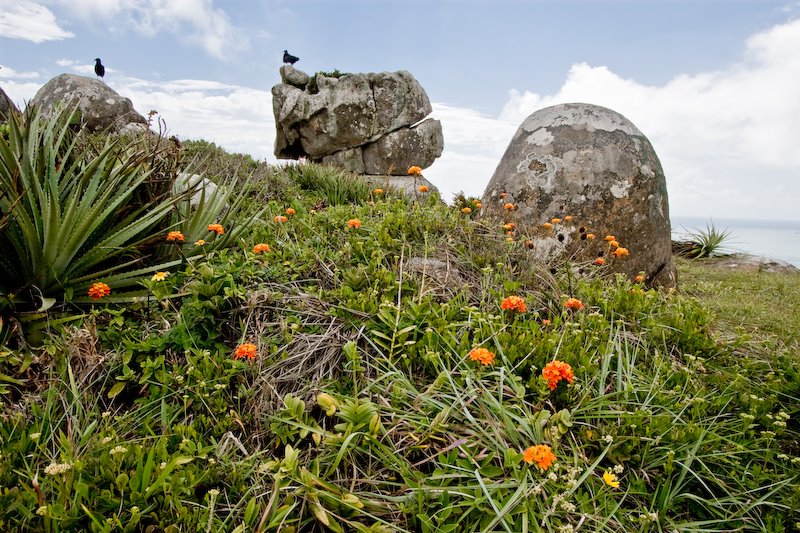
[94, 58, 105, 79]
[282, 50, 299, 65]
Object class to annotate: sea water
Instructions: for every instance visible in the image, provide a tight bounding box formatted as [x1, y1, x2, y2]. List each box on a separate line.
[671, 216, 800, 268]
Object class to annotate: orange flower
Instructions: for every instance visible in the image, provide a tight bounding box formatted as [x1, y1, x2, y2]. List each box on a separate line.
[522, 444, 556, 471]
[586, 233, 596, 240]
[635, 273, 645, 283]
[564, 297, 584, 311]
[347, 218, 362, 229]
[285, 207, 296, 215]
[609, 240, 620, 248]
[563, 215, 573, 222]
[253, 243, 271, 254]
[541, 319, 551, 326]
[500, 295, 527, 313]
[234, 343, 257, 360]
[593, 257, 606, 266]
[207, 223, 224, 235]
[88, 282, 111, 300]
[407, 165, 422, 176]
[613, 247, 630, 258]
[473, 201, 482, 208]
[604, 235, 616, 242]
[461, 207, 472, 214]
[373, 188, 384, 195]
[543, 222, 553, 230]
[503, 203, 515, 210]
[551, 217, 562, 224]
[542, 360, 574, 390]
[468, 347, 496, 366]
[418, 185, 430, 193]
[274, 215, 288, 223]
[166, 231, 185, 242]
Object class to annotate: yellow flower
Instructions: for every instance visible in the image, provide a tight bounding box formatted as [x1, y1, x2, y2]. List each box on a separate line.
[551, 217, 562, 224]
[407, 165, 423, 176]
[373, 188, 384, 195]
[195, 239, 206, 246]
[564, 215, 573, 222]
[151, 271, 169, 282]
[461, 207, 472, 214]
[603, 470, 620, 488]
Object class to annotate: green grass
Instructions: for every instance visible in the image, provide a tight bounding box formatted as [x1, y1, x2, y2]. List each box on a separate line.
[2, 131, 800, 532]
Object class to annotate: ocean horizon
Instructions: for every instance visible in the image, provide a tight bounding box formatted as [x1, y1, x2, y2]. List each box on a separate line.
[671, 216, 800, 268]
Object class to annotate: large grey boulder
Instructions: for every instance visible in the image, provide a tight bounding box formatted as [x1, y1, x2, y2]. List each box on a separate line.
[279, 65, 310, 89]
[272, 69, 442, 175]
[482, 103, 676, 287]
[29, 74, 147, 134]
[1, 86, 19, 121]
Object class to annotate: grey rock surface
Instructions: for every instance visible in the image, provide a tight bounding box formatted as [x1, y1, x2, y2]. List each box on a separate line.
[280, 65, 310, 88]
[272, 69, 442, 174]
[363, 174, 439, 198]
[482, 102, 676, 287]
[29, 74, 147, 133]
[0, 86, 19, 121]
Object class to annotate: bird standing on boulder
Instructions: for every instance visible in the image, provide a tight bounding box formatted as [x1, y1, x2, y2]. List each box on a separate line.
[94, 58, 105, 79]
[282, 50, 299, 65]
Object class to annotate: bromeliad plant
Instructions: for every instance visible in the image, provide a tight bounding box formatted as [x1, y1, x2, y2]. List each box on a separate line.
[0, 105, 189, 308]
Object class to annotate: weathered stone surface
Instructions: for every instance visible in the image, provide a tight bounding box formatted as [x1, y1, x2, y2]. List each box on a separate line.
[321, 147, 366, 174]
[482, 103, 676, 287]
[29, 74, 147, 134]
[280, 65, 310, 89]
[0, 86, 19, 121]
[363, 174, 438, 198]
[174, 173, 219, 207]
[272, 69, 441, 174]
[362, 119, 444, 175]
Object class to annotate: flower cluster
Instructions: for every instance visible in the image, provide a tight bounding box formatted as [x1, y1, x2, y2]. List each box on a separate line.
[207, 223, 224, 235]
[564, 297, 584, 311]
[347, 218, 362, 229]
[500, 295, 527, 313]
[88, 282, 111, 300]
[418, 185, 430, 193]
[407, 165, 422, 176]
[234, 343, 257, 360]
[522, 444, 556, 471]
[542, 360, 574, 390]
[151, 272, 168, 282]
[166, 231, 185, 242]
[44, 462, 73, 476]
[468, 347, 496, 366]
[253, 243, 271, 254]
[274, 215, 288, 223]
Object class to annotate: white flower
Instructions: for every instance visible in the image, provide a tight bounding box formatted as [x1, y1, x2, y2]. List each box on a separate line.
[44, 462, 72, 475]
[36, 506, 48, 516]
[602, 434, 614, 444]
[101, 436, 113, 444]
[109, 445, 127, 455]
[613, 464, 625, 474]
[30, 432, 41, 441]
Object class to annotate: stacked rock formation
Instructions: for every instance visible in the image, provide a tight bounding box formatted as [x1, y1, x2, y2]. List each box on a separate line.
[272, 66, 443, 189]
[29, 74, 147, 134]
[482, 103, 676, 287]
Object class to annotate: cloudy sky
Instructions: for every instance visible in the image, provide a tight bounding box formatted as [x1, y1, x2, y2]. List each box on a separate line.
[1, 0, 799, 221]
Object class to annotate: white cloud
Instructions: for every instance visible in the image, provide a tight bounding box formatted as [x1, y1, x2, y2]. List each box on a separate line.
[0, 64, 40, 79]
[0, 1, 73, 42]
[53, 0, 247, 59]
[115, 77, 275, 159]
[427, 17, 800, 220]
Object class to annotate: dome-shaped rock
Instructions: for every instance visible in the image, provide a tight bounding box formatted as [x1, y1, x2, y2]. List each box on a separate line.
[30, 74, 147, 134]
[482, 103, 676, 287]
[1, 86, 20, 121]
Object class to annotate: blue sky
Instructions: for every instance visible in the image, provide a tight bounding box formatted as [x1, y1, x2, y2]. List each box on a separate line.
[2, 0, 800, 221]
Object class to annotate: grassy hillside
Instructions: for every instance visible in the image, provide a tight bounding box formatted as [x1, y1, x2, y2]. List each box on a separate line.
[1, 114, 799, 532]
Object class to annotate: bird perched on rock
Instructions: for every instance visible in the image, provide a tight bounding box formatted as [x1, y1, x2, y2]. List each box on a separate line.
[282, 50, 299, 65]
[94, 58, 105, 79]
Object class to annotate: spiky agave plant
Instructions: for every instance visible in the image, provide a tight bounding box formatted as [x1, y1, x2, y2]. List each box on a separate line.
[0, 104, 187, 308]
